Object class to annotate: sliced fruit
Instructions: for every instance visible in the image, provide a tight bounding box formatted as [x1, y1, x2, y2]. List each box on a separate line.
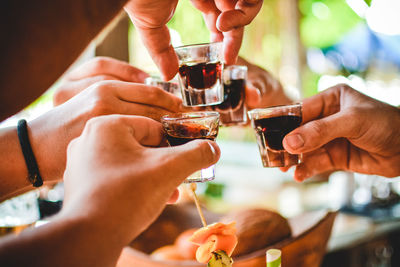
[190, 222, 236, 245]
[207, 250, 233, 267]
[190, 222, 237, 263]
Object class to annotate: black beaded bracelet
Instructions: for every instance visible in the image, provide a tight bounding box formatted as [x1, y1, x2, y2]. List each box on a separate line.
[17, 119, 43, 187]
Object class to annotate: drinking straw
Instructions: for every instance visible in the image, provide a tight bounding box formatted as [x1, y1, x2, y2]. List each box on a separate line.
[266, 249, 281, 267]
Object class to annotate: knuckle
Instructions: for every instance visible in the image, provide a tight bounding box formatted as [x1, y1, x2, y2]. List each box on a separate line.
[53, 89, 68, 106]
[88, 83, 114, 116]
[309, 120, 327, 137]
[92, 57, 109, 72]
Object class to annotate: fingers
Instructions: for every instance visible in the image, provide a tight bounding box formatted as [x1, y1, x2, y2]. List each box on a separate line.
[65, 57, 149, 83]
[133, 25, 179, 81]
[166, 189, 180, 204]
[191, 0, 223, 42]
[217, 0, 263, 64]
[113, 115, 165, 147]
[118, 102, 177, 121]
[221, 27, 244, 64]
[158, 140, 221, 184]
[283, 111, 360, 154]
[293, 148, 336, 182]
[217, 0, 263, 31]
[112, 81, 182, 112]
[301, 85, 343, 123]
[54, 75, 119, 106]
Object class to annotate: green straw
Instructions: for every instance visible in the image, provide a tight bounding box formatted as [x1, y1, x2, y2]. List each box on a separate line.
[266, 249, 281, 267]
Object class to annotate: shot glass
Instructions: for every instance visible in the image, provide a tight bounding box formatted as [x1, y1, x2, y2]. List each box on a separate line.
[213, 65, 248, 126]
[174, 42, 224, 107]
[144, 76, 181, 98]
[161, 112, 220, 183]
[248, 104, 302, 167]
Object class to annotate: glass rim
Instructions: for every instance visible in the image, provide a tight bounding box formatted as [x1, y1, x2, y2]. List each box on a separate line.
[248, 103, 302, 116]
[224, 65, 248, 71]
[161, 111, 220, 122]
[145, 76, 178, 84]
[174, 42, 222, 51]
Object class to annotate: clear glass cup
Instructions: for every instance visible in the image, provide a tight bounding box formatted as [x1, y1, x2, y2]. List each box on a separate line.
[174, 42, 224, 107]
[213, 65, 248, 126]
[0, 190, 40, 236]
[248, 104, 302, 167]
[161, 112, 220, 182]
[144, 76, 181, 98]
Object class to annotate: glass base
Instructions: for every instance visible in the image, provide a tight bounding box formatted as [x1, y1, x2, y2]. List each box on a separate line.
[261, 150, 302, 167]
[181, 82, 224, 107]
[184, 165, 215, 183]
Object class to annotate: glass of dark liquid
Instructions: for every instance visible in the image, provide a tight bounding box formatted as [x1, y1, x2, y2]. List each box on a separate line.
[144, 76, 181, 98]
[174, 42, 224, 107]
[213, 65, 247, 126]
[161, 112, 220, 182]
[248, 104, 302, 167]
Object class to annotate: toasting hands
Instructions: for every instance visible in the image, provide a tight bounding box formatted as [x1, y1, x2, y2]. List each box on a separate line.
[282, 84, 400, 181]
[124, 0, 263, 80]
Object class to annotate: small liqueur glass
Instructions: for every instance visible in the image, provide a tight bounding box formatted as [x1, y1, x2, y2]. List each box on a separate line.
[213, 65, 248, 126]
[174, 42, 224, 107]
[248, 104, 302, 167]
[161, 112, 220, 182]
[144, 76, 181, 98]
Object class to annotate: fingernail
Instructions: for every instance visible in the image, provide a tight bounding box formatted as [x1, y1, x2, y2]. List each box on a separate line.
[285, 134, 304, 150]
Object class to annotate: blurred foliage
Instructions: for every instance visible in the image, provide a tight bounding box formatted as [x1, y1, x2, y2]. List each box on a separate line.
[204, 183, 225, 198]
[167, 0, 210, 45]
[299, 0, 362, 48]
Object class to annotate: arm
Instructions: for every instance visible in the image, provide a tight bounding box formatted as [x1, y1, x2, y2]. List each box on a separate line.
[0, 214, 125, 267]
[0, 78, 184, 200]
[0, 0, 128, 121]
[0, 115, 220, 266]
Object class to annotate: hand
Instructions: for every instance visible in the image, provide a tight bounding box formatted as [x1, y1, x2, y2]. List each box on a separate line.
[282, 84, 400, 181]
[124, 0, 263, 80]
[236, 57, 292, 109]
[54, 57, 149, 106]
[30, 80, 183, 181]
[60, 115, 220, 247]
[191, 0, 263, 65]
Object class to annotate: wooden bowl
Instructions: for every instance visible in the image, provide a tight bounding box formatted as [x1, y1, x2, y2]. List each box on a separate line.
[117, 204, 337, 267]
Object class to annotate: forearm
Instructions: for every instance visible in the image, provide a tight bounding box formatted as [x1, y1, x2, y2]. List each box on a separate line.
[0, 108, 75, 200]
[0, 127, 33, 201]
[0, 0, 127, 121]
[0, 213, 126, 267]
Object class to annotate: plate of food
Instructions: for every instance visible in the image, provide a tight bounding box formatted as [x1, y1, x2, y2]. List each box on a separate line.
[116, 201, 336, 267]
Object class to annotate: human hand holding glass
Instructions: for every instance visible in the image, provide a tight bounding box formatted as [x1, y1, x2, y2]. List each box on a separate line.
[161, 112, 220, 183]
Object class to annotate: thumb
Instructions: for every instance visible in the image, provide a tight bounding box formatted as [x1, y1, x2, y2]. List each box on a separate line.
[283, 112, 359, 154]
[160, 140, 220, 183]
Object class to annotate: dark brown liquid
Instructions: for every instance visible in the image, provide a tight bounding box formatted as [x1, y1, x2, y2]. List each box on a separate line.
[165, 123, 217, 146]
[254, 115, 301, 150]
[217, 79, 245, 110]
[179, 62, 222, 89]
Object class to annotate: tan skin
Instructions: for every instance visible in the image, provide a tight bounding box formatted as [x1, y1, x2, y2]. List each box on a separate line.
[0, 115, 220, 267]
[282, 84, 400, 181]
[0, 78, 185, 202]
[0, 0, 262, 265]
[0, 0, 263, 121]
